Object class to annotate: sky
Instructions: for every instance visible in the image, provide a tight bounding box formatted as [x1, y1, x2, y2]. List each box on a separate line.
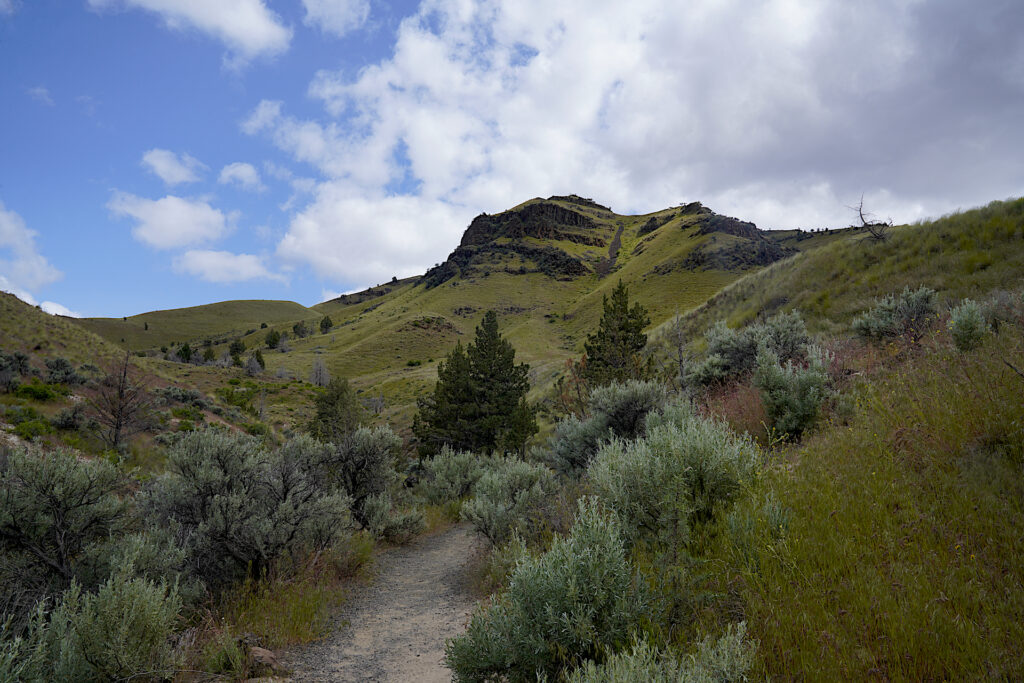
[1, 0, 1022, 318]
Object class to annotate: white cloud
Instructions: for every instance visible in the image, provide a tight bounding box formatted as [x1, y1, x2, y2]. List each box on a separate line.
[302, 0, 369, 38]
[173, 249, 284, 283]
[277, 187, 472, 284]
[40, 301, 82, 317]
[141, 148, 205, 185]
[244, 0, 1024, 286]
[218, 162, 265, 191]
[0, 0, 16, 16]
[27, 86, 54, 105]
[0, 200, 62, 295]
[87, 0, 291, 65]
[108, 192, 234, 249]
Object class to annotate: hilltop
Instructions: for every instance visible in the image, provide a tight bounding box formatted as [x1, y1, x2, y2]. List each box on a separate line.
[70, 195, 811, 430]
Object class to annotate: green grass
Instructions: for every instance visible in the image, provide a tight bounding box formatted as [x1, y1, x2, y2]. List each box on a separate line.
[700, 327, 1024, 679]
[651, 197, 1024, 351]
[76, 299, 316, 350]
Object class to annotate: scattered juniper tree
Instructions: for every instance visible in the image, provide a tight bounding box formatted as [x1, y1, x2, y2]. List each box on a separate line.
[293, 321, 311, 339]
[582, 280, 651, 387]
[320, 315, 333, 334]
[414, 311, 536, 457]
[265, 328, 281, 349]
[309, 377, 365, 444]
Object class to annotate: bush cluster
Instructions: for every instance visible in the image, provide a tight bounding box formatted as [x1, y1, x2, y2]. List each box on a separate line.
[753, 344, 831, 440]
[949, 298, 988, 352]
[689, 310, 811, 386]
[588, 402, 759, 545]
[460, 456, 557, 546]
[852, 285, 937, 342]
[543, 380, 668, 474]
[446, 498, 646, 681]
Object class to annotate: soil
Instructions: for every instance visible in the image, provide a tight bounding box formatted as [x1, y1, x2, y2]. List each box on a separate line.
[283, 523, 482, 682]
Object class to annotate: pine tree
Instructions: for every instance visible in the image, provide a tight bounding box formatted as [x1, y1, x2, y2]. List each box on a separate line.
[582, 280, 651, 387]
[320, 316, 333, 334]
[414, 311, 536, 457]
[309, 377, 365, 443]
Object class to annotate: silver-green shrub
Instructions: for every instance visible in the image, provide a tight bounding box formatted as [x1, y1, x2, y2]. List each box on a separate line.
[753, 345, 830, 440]
[460, 456, 556, 545]
[417, 446, 487, 504]
[322, 426, 402, 528]
[852, 285, 937, 342]
[1, 565, 182, 682]
[0, 447, 129, 625]
[949, 298, 989, 351]
[589, 403, 758, 543]
[144, 429, 351, 588]
[363, 493, 425, 544]
[446, 498, 646, 682]
[566, 622, 756, 683]
[544, 380, 668, 474]
[690, 311, 810, 387]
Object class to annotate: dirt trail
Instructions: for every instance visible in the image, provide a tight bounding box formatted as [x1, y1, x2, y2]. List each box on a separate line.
[284, 524, 481, 682]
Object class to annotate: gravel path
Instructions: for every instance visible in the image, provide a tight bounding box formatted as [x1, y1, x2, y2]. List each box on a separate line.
[283, 523, 481, 682]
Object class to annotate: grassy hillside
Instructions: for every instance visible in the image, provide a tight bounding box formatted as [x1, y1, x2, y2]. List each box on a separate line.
[0, 292, 122, 365]
[653, 197, 1024, 349]
[76, 299, 316, 350]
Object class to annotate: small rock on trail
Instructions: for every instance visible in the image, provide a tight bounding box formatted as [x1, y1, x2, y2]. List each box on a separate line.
[283, 523, 481, 682]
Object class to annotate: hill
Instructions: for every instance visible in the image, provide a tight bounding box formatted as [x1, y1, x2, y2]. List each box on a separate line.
[71, 195, 807, 430]
[76, 299, 317, 350]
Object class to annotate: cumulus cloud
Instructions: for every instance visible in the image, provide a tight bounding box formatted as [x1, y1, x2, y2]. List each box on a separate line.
[27, 86, 54, 105]
[141, 148, 205, 185]
[302, 0, 369, 38]
[88, 0, 291, 65]
[173, 249, 284, 283]
[0, 200, 62, 295]
[276, 187, 472, 284]
[218, 162, 265, 191]
[108, 192, 234, 249]
[244, 0, 1024, 286]
[40, 301, 82, 318]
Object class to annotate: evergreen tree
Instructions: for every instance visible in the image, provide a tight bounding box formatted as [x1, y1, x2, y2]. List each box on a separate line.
[309, 377, 365, 443]
[414, 311, 536, 457]
[320, 315, 333, 334]
[582, 280, 651, 387]
[265, 329, 281, 349]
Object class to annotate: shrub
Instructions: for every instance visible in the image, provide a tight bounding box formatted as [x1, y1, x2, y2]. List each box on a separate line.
[544, 380, 669, 474]
[446, 498, 646, 681]
[14, 381, 59, 401]
[144, 430, 351, 589]
[460, 456, 556, 545]
[1, 567, 182, 682]
[566, 622, 756, 683]
[0, 448, 129, 625]
[690, 311, 811, 387]
[13, 419, 53, 441]
[589, 403, 758, 543]
[852, 285, 937, 342]
[949, 299, 989, 351]
[363, 493, 426, 544]
[45, 357, 81, 386]
[322, 426, 402, 529]
[753, 345, 831, 440]
[50, 404, 85, 431]
[417, 446, 487, 504]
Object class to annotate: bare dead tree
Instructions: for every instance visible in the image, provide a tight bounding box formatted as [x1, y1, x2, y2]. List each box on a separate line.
[849, 194, 893, 241]
[86, 350, 155, 452]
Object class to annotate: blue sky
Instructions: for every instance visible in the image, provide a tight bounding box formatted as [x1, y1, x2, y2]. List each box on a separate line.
[1, 0, 1022, 318]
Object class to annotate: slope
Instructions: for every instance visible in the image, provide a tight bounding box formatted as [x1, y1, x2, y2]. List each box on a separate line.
[76, 300, 317, 350]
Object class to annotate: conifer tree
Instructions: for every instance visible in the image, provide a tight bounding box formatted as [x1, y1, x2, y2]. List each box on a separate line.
[309, 377, 365, 443]
[414, 311, 536, 457]
[582, 280, 651, 387]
